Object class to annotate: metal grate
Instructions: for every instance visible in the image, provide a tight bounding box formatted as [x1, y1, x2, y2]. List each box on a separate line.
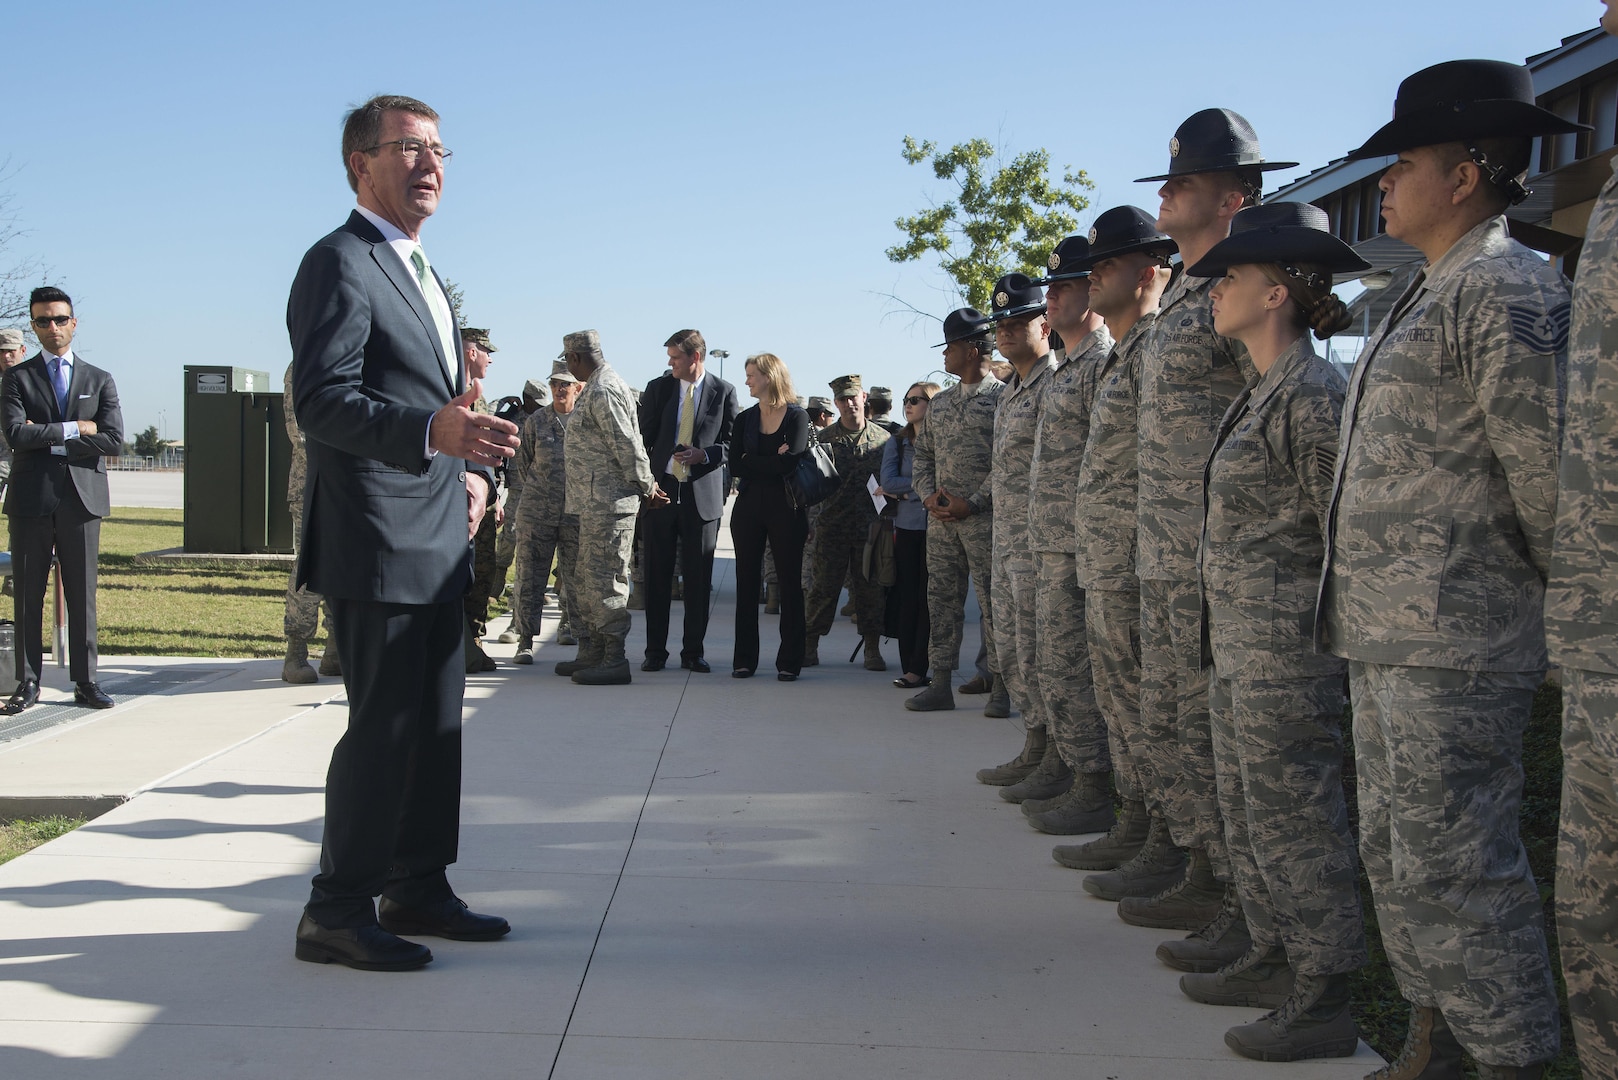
[0, 667, 234, 743]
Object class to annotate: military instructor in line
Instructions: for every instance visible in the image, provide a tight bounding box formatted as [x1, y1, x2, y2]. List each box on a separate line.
[287, 93, 520, 972]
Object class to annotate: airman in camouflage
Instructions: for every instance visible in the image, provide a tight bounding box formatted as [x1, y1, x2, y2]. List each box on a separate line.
[976, 275, 1057, 790]
[460, 328, 501, 672]
[1321, 61, 1574, 1073]
[1176, 203, 1369, 1063]
[1124, 109, 1279, 932]
[281, 362, 337, 684]
[495, 377, 547, 643]
[803, 375, 890, 670]
[511, 361, 582, 664]
[558, 330, 658, 685]
[1054, 206, 1175, 880]
[1547, 27, 1618, 1072]
[1020, 235, 1115, 825]
[905, 308, 1003, 715]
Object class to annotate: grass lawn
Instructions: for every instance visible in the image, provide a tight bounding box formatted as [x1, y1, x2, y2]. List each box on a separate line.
[0, 816, 85, 867]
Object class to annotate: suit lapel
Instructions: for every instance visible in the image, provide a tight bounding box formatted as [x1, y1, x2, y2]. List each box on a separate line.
[347, 212, 457, 399]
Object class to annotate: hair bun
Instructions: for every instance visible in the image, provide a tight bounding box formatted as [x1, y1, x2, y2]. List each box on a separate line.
[1309, 294, 1353, 340]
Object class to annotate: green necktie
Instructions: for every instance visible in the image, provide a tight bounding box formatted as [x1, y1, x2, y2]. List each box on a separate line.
[673, 382, 696, 482]
[410, 245, 456, 378]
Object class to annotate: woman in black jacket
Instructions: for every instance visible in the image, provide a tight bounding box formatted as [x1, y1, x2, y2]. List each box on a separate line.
[729, 353, 809, 680]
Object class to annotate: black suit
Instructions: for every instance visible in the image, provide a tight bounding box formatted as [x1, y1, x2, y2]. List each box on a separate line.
[637, 371, 737, 664]
[1, 353, 122, 684]
[288, 210, 485, 929]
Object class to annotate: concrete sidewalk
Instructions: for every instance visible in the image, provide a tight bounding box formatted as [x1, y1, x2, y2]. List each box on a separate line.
[0, 535, 1382, 1078]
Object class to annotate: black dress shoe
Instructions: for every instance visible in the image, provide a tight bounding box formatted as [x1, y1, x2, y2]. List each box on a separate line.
[74, 682, 115, 709]
[3, 680, 39, 715]
[682, 657, 711, 673]
[294, 913, 431, 971]
[641, 657, 666, 672]
[731, 667, 754, 679]
[777, 672, 798, 682]
[377, 896, 511, 941]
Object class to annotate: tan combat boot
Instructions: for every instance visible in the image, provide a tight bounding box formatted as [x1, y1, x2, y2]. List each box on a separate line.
[999, 745, 1073, 803]
[1118, 847, 1226, 929]
[574, 635, 631, 685]
[862, 635, 887, 671]
[975, 727, 1047, 786]
[1179, 943, 1294, 1008]
[983, 674, 1011, 718]
[1052, 796, 1149, 869]
[555, 635, 602, 676]
[1080, 814, 1186, 899]
[1156, 884, 1251, 972]
[282, 641, 317, 685]
[1365, 1004, 1465, 1080]
[1224, 971, 1358, 1061]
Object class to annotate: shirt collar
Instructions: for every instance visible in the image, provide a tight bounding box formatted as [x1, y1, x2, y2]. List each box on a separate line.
[1420, 215, 1509, 296]
[43, 348, 73, 367]
[355, 204, 413, 246]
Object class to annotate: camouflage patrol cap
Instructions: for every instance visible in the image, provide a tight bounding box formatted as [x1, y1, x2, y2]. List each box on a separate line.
[548, 358, 578, 384]
[522, 378, 549, 403]
[830, 374, 864, 399]
[560, 329, 603, 364]
[0, 327, 24, 350]
[868, 386, 894, 406]
[461, 327, 498, 352]
[807, 395, 834, 413]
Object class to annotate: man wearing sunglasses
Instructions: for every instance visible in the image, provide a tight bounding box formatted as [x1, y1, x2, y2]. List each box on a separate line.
[0, 287, 124, 715]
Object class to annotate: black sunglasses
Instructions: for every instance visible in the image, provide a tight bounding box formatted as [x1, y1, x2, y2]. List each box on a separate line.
[904, 395, 929, 407]
[32, 315, 72, 328]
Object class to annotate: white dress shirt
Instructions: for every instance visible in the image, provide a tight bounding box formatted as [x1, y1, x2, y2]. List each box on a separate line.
[665, 374, 708, 476]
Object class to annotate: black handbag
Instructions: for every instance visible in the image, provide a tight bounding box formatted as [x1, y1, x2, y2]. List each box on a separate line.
[788, 441, 839, 508]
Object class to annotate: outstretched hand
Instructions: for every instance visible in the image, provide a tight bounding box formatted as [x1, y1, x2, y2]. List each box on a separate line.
[430, 380, 520, 467]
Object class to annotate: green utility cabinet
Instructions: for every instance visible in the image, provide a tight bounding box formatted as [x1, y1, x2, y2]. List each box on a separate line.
[182, 366, 294, 554]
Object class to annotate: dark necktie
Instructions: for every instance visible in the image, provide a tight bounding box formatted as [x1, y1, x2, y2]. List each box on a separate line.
[51, 358, 69, 417]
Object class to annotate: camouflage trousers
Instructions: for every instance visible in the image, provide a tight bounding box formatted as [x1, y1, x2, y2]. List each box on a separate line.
[464, 505, 499, 639]
[1085, 584, 1146, 801]
[804, 517, 884, 640]
[494, 504, 518, 603]
[284, 501, 333, 644]
[1557, 667, 1618, 1080]
[1351, 661, 1560, 1067]
[1034, 550, 1108, 773]
[1211, 671, 1365, 976]
[1139, 578, 1224, 870]
[924, 515, 996, 676]
[514, 517, 580, 642]
[991, 542, 1041, 732]
[574, 513, 635, 642]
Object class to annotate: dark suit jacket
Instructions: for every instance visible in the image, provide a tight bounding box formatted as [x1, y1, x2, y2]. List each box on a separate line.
[639, 371, 738, 521]
[287, 210, 485, 606]
[1, 354, 123, 519]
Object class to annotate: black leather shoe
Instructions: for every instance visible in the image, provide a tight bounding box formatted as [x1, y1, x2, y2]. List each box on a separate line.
[74, 682, 115, 709]
[3, 680, 39, 715]
[641, 656, 666, 672]
[377, 896, 511, 941]
[731, 668, 754, 679]
[294, 913, 431, 971]
[682, 657, 711, 673]
[777, 672, 798, 682]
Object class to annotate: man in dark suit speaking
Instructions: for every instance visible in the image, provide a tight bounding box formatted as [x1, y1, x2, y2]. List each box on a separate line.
[287, 94, 520, 972]
[1, 287, 123, 715]
[637, 330, 738, 673]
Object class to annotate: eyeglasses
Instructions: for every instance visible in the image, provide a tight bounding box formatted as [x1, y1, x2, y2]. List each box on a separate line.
[363, 138, 453, 165]
[31, 315, 72, 328]
[904, 395, 929, 407]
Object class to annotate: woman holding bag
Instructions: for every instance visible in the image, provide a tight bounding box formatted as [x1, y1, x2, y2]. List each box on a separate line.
[881, 382, 940, 689]
[729, 353, 810, 681]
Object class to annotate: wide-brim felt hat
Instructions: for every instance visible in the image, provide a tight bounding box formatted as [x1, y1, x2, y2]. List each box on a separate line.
[1185, 202, 1372, 278]
[1070, 206, 1178, 271]
[934, 306, 993, 347]
[1038, 235, 1093, 284]
[988, 273, 1046, 321]
[1136, 107, 1297, 182]
[1347, 58, 1589, 160]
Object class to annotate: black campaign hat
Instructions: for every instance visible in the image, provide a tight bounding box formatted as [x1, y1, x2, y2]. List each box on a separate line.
[1038, 235, 1093, 284]
[1347, 59, 1589, 161]
[1070, 206, 1177, 270]
[1136, 108, 1297, 183]
[934, 306, 993, 347]
[1185, 202, 1373, 279]
[988, 273, 1046, 321]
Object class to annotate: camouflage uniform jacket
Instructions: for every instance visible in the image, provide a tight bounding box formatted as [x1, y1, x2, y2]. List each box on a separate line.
[912, 374, 1003, 513]
[1029, 326, 1113, 553]
[1322, 215, 1568, 672]
[1549, 160, 1618, 674]
[565, 360, 654, 518]
[812, 417, 890, 531]
[1074, 315, 1153, 590]
[284, 363, 306, 506]
[1201, 337, 1346, 680]
[503, 409, 529, 520]
[514, 405, 575, 528]
[1137, 271, 1252, 582]
[991, 353, 1057, 551]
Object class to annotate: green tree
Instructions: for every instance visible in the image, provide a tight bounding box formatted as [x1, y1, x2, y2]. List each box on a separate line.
[443, 277, 466, 328]
[132, 425, 167, 459]
[887, 137, 1094, 312]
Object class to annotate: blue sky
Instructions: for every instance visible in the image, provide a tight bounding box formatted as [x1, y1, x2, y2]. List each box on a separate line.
[3, 0, 1602, 438]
